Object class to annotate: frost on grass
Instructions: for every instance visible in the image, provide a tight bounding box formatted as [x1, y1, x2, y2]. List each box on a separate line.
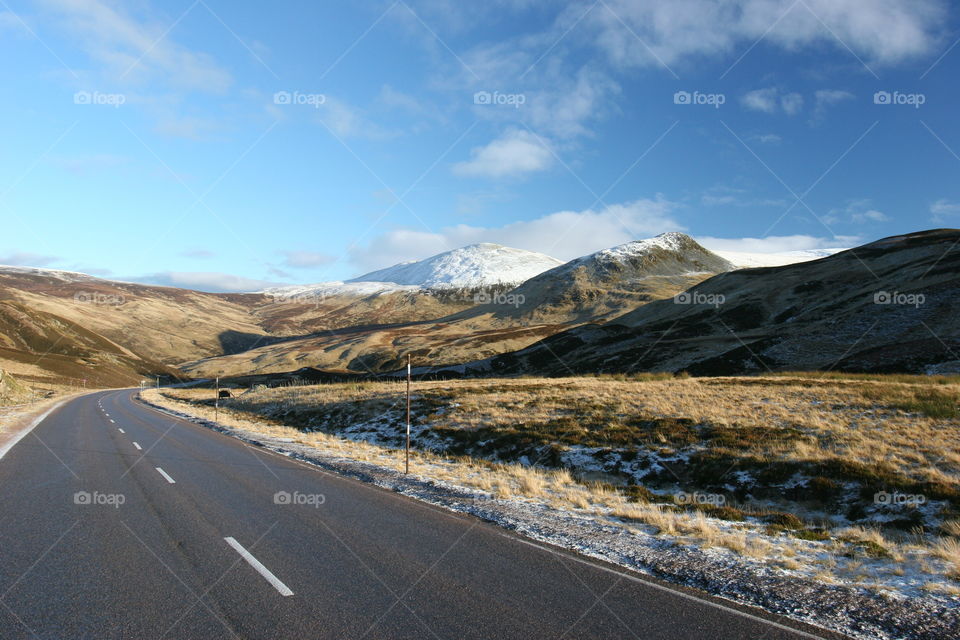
[142, 374, 960, 638]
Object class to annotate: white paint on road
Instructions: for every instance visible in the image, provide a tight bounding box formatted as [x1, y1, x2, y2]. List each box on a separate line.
[0, 399, 71, 461]
[118, 428, 125, 434]
[109, 419, 115, 424]
[132, 442, 142, 450]
[224, 537, 294, 596]
[155, 467, 176, 484]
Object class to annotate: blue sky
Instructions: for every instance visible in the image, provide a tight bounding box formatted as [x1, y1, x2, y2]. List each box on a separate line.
[1, 0, 959, 291]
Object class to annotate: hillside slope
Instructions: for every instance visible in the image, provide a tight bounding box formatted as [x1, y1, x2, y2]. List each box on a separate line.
[478, 229, 960, 376]
[183, 234, 734, 376]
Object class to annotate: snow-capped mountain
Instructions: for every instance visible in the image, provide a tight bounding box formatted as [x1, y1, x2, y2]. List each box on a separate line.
[450, 232, 735, 326]
[349, 243, 563, 289]
[563, 232, 734, 275]
[264, 243, 563, 300]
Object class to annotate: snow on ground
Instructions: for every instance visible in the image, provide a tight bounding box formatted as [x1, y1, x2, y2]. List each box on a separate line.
[261, 280, 420, 301]
[142, 396, 960, 640]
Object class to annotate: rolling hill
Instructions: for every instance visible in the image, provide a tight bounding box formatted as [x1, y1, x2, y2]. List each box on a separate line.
[475, 229, 960, 377]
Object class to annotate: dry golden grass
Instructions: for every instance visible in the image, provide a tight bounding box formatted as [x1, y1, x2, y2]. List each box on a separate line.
[145, 375, 960, 588]
[174, 374, 960, 491]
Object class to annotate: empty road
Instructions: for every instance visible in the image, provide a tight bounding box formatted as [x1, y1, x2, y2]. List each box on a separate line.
[0, 390, 841, 639]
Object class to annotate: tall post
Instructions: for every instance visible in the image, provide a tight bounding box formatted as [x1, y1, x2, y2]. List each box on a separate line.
[405, 354, 411, 474]
[215, 376, 220, 422]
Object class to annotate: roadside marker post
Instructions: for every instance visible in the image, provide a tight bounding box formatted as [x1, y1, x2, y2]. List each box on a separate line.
[215, 376, 219, 422]
[405, 354, 411, 475]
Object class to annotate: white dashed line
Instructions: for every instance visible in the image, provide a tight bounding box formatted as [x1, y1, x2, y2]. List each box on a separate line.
[132, 442, 142, 451]
[224, 537, 294, 596]
[118, 428, 125, 434]
[155, 467, 176, 484]
[109, 419, 115, 424]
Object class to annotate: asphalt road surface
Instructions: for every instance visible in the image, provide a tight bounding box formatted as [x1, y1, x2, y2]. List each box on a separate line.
[0, 390, 844, 639]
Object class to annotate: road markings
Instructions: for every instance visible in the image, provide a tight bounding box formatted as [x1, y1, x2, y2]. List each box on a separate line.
[118, 428, 125, 434]
[133, 442, 142, 451]
[155, 467, 176, 484]
[223, 537, 294, 596]
[109, 419, 115, 424]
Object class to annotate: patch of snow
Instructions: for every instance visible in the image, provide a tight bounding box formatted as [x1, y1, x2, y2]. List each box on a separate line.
[0, 264, 97, 282]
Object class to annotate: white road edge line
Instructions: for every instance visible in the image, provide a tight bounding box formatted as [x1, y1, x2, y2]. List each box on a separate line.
[223, 537, 294, 597]
[118, 428, 125, 434]
[109, 419, 115, 424]
[155, 467, 176, 484]
[0, 399, 71, 461]
[132, 442, 142, 450]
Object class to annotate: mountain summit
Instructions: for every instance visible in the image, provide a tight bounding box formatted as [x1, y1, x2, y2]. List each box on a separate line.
[349, 243, 563, 289]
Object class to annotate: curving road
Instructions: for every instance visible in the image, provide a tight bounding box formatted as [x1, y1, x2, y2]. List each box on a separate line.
[0, 389, 842, 639]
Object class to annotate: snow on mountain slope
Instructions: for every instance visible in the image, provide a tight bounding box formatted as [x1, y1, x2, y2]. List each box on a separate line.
[262, 280, 419, 300]
[713, 248, 846, 269]
[348, 243, 563, 289]
[0, 264, 97, 282]
[569, 232, 731, 272]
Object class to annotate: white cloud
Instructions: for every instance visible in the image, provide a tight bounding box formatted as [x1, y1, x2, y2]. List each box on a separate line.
[132, 272, 281, 293]
[583, 0, 945, 69]
[453, 129, 553, 178]
[741, 88, 803, 115]
[40, 0, 232, 92]
[281, 250, 335, 269]
[812, 89, 854, 122]
[780, 92, 803, 115]
[851, 209, 889, 223]
[756, 133, 782, 144]
[697, 234, 857, 253]
[741, 88, 779, 113]
[179, 249, 216, 259]
[826, 199, 890, 225]
[350, 198, 683, 270]
[0, 252, 60, 267]
[317, 97, 396, 140]
[930, 199, 960, 222]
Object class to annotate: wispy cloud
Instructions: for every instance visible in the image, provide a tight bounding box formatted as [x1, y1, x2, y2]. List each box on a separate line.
[350, 197, 682, 270]
[0, 251, 60, 267]
[40, 0, 232, 92]
[130, 271, 280, 293]
[930, 198, 960, 222]
[453, 129, 553, 179]
[280, 250, 335, 269]
[742, 88, 803, 115]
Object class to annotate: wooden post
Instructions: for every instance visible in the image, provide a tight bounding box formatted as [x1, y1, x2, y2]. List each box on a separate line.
[405, 354, 411, 474]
